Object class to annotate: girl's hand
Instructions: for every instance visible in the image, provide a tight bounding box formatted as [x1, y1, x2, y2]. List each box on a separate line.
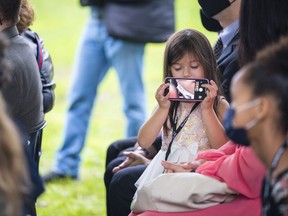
[201, 80, 218, 111]
[155, 82, 171, 109]
[161, 159, 207, 173]
[161, 161, 193, 173]
[182, 159, 207, 170]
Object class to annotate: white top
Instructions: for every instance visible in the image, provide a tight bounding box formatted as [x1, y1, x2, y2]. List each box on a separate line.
[135, 103, 210, 189]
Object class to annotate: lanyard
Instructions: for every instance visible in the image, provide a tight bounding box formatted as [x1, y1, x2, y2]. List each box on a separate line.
[262, 140, 288, 216]
[164, 102, 200, 160]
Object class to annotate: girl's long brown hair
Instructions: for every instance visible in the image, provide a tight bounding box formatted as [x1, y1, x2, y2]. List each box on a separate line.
[162, 29, 222, 136]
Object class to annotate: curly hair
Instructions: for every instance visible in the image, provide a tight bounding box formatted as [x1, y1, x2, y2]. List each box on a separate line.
[16, 0, 35, 33]
[242, 36, 288, 133]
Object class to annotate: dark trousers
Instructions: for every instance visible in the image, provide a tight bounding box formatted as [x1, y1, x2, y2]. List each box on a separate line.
[110, 164, 147, 216]
[104, 136, 137, 206]
[104, 136, 162, 216]
[104, 137, 145, 216]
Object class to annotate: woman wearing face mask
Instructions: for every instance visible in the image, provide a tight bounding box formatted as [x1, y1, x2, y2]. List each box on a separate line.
[225, 37, 288, 216]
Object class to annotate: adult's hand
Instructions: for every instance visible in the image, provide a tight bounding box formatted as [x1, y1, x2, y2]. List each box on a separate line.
[112, 151, 150, 173]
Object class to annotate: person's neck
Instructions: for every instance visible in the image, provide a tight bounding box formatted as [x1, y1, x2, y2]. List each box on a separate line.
[0, 22, 13, 32]
[219, 17, 238, 29]
[251, 127, 286, 169]
[216, 2, 240, 28]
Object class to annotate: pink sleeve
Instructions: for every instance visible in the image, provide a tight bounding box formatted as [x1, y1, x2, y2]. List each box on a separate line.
[196, 141, 266, 198]
[196, 141, 237, 161]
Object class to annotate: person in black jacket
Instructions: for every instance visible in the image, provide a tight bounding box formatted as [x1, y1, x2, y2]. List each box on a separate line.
[43, 0, 175, 183]
[0, 33, 30, 216]
[17, 0, 56, 114]
[0, 1, 46, 215]
[199, 0, 241, 102]
[0, 0, 45, 138]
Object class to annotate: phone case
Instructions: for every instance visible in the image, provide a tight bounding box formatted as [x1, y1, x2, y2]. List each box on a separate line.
[164, 77, 209, 101]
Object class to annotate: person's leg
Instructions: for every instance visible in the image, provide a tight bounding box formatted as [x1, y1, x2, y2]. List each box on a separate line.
[107, 39, 147, 137]
[45, 8, 110, 179]
[104, 156, 126, 216]
[105, 137, 137, 167]
[109, 165, 147, 216]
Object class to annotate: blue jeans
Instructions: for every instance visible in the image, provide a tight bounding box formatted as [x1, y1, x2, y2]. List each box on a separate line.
[53, 7, 147, 177]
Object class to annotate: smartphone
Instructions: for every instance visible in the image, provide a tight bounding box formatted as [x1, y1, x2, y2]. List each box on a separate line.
[164, 77, 209, 101]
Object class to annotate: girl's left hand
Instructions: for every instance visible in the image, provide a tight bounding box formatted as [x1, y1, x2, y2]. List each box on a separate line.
[161, 161, 192, 173]
[161, 160, 207, 173]
[201, 80, 218, 110]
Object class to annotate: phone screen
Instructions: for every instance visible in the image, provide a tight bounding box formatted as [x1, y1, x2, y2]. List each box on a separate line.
[164, 77, 208, 101]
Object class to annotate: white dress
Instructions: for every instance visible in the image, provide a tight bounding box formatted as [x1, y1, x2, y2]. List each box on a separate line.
[135, 103, 210, 189]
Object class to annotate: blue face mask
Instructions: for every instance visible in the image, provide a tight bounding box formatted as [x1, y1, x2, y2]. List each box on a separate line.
[223, 99, 261, 146]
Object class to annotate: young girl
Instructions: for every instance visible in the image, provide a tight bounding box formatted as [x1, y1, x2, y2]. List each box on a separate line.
[225, 37, 288, 216]
[135, 29, 229, 190]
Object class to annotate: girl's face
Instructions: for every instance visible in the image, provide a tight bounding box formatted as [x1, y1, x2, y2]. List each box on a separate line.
[171, 52, 205, 79]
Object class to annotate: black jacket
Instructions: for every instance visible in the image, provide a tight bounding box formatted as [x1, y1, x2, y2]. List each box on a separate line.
[21, 29, 56, 113]
[81, 0, 175, 43]
[2, 26, 45, 134]
[217, 32, 240, 102]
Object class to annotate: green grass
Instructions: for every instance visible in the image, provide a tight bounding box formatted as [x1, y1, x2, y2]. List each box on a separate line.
[29, 0, 217, 215]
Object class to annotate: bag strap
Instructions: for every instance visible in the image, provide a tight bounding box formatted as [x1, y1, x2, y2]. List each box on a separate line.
[33, 32, 43, 71]
[165, 102, 200, 160]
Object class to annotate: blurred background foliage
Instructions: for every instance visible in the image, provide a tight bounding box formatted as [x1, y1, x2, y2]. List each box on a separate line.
[29, 0, 217, 215]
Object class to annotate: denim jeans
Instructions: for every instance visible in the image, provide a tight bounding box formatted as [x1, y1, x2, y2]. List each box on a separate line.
[53, 7, 147, 177]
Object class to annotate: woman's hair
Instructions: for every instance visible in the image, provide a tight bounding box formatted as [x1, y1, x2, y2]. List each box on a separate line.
[162, 29, 221, 135]
[242, 36, 288, 133]
[0, 0, 21, 25]
[0, 34, 29, 216]
[238, 0, 288, 66]
[16, 0, 35, 33]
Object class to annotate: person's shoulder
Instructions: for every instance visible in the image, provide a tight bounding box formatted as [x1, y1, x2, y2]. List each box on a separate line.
[273, 169, 288, 214]
[8, 33, 33, 55]
[275, 168, 288, 184]
[216, 96, 229, 118]
[218, 96, 229, 107]
[7, 37, 39, 73]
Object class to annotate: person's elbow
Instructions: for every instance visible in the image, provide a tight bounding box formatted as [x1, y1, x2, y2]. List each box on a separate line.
[137, 137, 151, 148]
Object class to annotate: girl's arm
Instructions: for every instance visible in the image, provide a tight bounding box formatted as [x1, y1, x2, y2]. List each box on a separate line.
[201, 81, 229, 149]
[138, 106, 168, 148]
[138, 83, 170, 148]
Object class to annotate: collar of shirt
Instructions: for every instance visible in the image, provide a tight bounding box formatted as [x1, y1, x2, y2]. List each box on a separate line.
[218, 19, 239, 49]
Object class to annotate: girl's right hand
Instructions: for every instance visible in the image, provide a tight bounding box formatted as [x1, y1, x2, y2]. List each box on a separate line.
[155, 82, 171, 109]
